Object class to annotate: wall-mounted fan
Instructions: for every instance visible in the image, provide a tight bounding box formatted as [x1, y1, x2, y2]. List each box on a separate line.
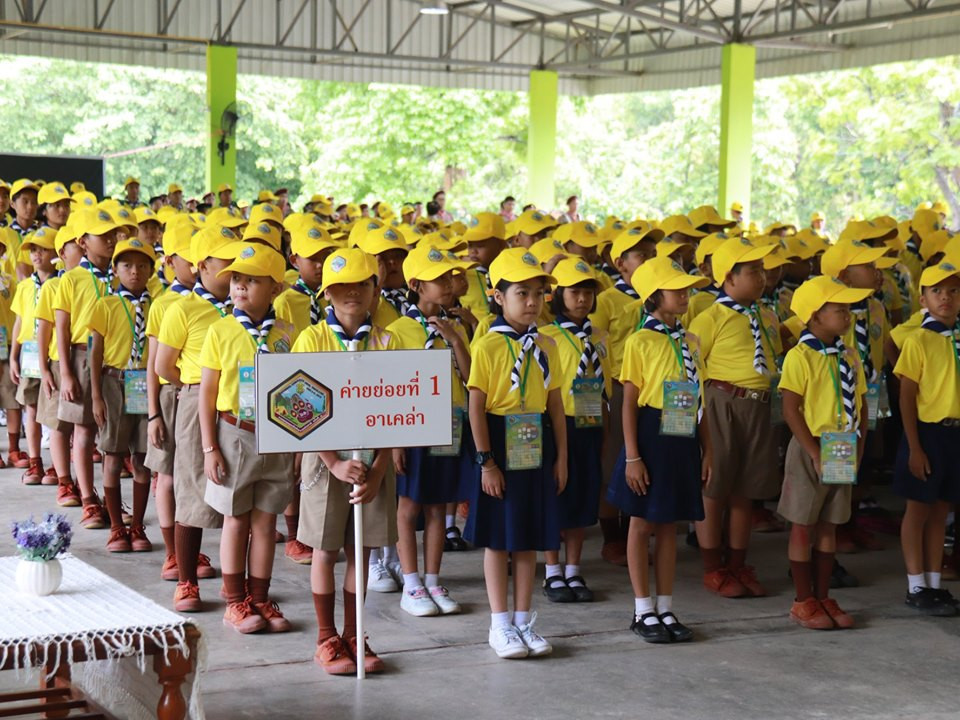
[217, 102, 239, 165]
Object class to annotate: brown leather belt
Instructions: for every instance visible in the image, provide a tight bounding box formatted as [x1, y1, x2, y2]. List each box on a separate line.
[102, 367, 127, 379]
[707, 379, 770, 403]
[219, 411, 255, 433]
[941, 418, 960, 428]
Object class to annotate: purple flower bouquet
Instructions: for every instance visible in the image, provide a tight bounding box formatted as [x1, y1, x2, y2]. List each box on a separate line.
[11, 513, 72, 562]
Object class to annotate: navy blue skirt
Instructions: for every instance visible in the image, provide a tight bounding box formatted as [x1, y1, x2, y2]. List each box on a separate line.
[557, 418, 602, 530]
[893, 423, 960, 504]
[456, 424, 477, 502]
[607, 406, 705, 523]
[397, 446, 463, 505]
[464, 413, 561, 552]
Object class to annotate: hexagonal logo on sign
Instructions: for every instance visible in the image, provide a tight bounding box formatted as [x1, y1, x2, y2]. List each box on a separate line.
[267, 371, 332, 439]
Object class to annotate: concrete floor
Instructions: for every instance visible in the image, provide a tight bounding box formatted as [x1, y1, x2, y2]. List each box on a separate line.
[2, 452, 960, 719]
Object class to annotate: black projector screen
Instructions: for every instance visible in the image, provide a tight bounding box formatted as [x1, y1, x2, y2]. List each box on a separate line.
[1, 152, 105, 199]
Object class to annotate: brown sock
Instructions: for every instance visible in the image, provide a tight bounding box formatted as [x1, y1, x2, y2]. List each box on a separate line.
[813, 550, 835, 600]
[222, 572, 246, 604]
[132, 480, 150, 526]
[341, 589, 357, 639]
[248, 575, 270, 604]
[8, 432, 19, 453]
[599, 517, 620, 544]
[103, 485, 124, 529]
[790, 560, 814, 601]
[175, 523, 202, 584]
[58, 476, 73, 487]
[728, 548, 747, 571]
[81, 495, 99, 507]
[701, 547, 723, 574]
[160, 526, 176, 556]
[313, 593, 337, 643]
[284, 514, 299, 540]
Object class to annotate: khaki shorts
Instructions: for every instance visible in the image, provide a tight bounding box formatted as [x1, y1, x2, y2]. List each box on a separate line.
[298, 451, 398, 552]
[203, 418, 294, 517]
[37, 361, 69, 431]
[16, 376, 40, 407]
[777, 437, 852, 526]
[0, 359, 17, 410]
[98, 373, 148, 455]
[703, 383, 781, 501]
[173, 385, 222, 529]
[58, 345, 94, 426]
[144, 384, 178, 475]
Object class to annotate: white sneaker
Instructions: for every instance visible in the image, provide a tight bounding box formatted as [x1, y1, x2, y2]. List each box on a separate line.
[428, 585, 461, 615]
[488, 624, 528, 659]
[386, 559, 404, 588]
[367, 559, 399, 593]
[516, 612, 552, 657]
[400, 586, 439, 617]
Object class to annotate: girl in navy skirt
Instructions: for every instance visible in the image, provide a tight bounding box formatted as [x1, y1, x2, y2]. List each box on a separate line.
[466, 248, 568, 660]
[388, 245, 473, 617]
[608, 256, 713, 644]
[539, 258, 612, 603]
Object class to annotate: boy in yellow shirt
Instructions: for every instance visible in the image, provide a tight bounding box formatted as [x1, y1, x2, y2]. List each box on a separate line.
[199, 243, 295, 634]
[357, 225, 410, 329]
[89, 239, 155, 553]
[463, 213, 508, 322]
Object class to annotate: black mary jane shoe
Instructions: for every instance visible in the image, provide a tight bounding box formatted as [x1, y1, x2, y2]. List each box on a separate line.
[630, 613, 671, 644]
[565, 576, 595, 603]
[542, 575, 576, 603]
[444, 526, 469, 552]
[658, 612, 693, 643]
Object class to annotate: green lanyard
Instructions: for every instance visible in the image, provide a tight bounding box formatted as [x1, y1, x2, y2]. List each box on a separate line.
[501, 334, 533, 409]
[86, 265, 108, 300]
[634, 310, 648, 332]
[553, 321, 583, 356]
[663, 331, 688, 382]
[117, 295, 145, 368]
[751, 303, 778, 364]
[813, 339, 847, 431]
[475, 269, 489, 291]
[332, 330, 370, 352]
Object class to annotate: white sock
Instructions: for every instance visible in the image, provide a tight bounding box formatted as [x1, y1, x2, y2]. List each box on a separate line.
[545, 563, 563, 579]
[445, 514, 456, 529]
[926, 571, 942, 590]
[369, 548, 381, 565]
[656, 595, 675, 625]
[424, 573, 440, 589]
[514, 610, 531, 627]
[635, 596, 658, 626]
[402, 573, 421, 591]
[908, 573, 926, 593]
[565, 565, 584, 587]
[491, 611, 512, 629]
[383, 545, 398, 563]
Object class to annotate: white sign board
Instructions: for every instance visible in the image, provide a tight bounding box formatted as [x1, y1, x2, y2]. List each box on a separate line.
[254, 349, 453, 453]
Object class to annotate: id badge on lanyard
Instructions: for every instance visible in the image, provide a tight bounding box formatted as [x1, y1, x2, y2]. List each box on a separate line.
[505, 412, 543, 470]
[820, 432, 858, 485]
[866, 378, 891, 430]
[660, 381, 698, 437]
[20, 340, 41, 379]
[238, 364, 256, 422]
[431, 406, 464, 457]
[123, 370, 148, 414]
[572, 377, 603, 429]
[338, 449, 376, 467]
[0, 327, 8, 362]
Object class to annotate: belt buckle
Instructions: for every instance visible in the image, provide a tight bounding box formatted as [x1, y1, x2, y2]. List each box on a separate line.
[747, 390, 760, 401]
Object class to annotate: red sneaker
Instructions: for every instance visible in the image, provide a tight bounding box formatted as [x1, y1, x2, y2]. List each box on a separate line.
[56, 482, 81, 507]
[732, 565, 767, 597]
[790, 597, 835, 630]
[703, 568, 747, 598]
[41, 466, 58, 486]
[252, 599, 293, 633]
[344, 635, 385, 674]
[80, 502, 109, 530]
[161, 554, 179, 581]
[173, 581, 202, 612]
[7, 450, 30, 469]
[21, 461, 43, 485]
[120, 456, 134, 479]
[314, 636, 357, 675]
[106, 526, 132, 553]
[819, 597, 855, 629]
[223, 598, 267, 634]
[129, 524, 153, 552]
[285, 539, 313, 564]
[197, 553, 217, 579]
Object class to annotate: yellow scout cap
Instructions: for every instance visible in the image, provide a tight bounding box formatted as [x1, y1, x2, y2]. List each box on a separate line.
[344, 203, 361, 221]
[630, 256, 709, 302]
[0, 179, 7, 192]
[111, 205, 138, 233]
[55, 221, 79, 253]
[763, 248, 791, 271]
[190, 225, 241, 263]
[658, 214, 706, 240]
[376, 202, 395, 220]
[402, 244, 460, 283]
[821, 239, 897, 277]
[313, 197, 334, 215]
[282, 212, 317, 233]
[811, 211, 825, 222]
[242, 221, 282, 252]
[764, 221, 797, 235]
[218, 242, 285, 283]
[694, 232, 729, 267]
[795, 228, 829, 255]
[37, 182, 70, 205]
[396, 223, 424, 247]
[113, 237, 157, 264]
[400, 204, 415, 216]
[688, 205, 736, 230]
[490, 247, 556, 287]
[920, 229, 952, 261]
[552, 257, 600, 289]
[74, 208, 121, 237]
[24, 226, 57, 251]
[290, 226, 340, 259]
[162, 222, 195, 261]
[10, 178, 39, 198]
[612, 225, 665, 259]
[911, 208, 941, 239]
[553, 220, 602, 248]
[932, 201, 949, 216]
[168, 183, 183, 194]
[529, 237, 568, 265]
[838, 219, 891, 244]
[207, 206, 246, 229]
[69, 182, 86, 194]
[712, 236, 777, 281]
[348, 218, 384, 248]
[257, 190, 277, 203]
[320, 247, 379, 292]
[357, 225, 408, 256]
[216, 183, 233, 194]
[445, 250, 478, 272]
[920, 260, 960, 288]
[249, 202, 283, 227]
[655, 237, 693, 258]
[789, 276, 873, 323]
[123, 177, 140, 187]
[730, 202, 744, 214]
[463, 212, 507, 243]
[514, 209, 554, 237]
[779, 232, 817, 261]
[134, 207, 161, 225]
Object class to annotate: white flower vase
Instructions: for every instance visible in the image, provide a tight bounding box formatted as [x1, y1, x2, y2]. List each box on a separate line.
[16, 558, 63, 596]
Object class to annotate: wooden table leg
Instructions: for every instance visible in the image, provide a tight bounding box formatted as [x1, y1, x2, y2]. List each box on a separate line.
[41, 654, 73, 719]
[154, 645, 193, 720]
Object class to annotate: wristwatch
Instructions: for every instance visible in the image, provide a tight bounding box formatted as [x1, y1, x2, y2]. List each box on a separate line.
[474, 450, 495, 467]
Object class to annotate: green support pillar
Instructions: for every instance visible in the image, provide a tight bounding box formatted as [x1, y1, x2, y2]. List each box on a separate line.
[718, 43, 755, 221]
[527, 70, 558, 211]
[206, 44, 237, 193]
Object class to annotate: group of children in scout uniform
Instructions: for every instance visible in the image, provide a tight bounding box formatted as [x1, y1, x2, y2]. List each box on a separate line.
[3, 174, 960, 670]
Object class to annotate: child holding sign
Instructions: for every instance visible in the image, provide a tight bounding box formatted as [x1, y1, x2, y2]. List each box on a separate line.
[388, 245, 471, 617]
[778, 276, 870, 630]
[539, 257, 612, 603]
[88, 238, 155, 553]
[293, 247, 397, 675]
[607, 257, 711, 643]
[466, 248, 567, 660]
[199, 243, 295, 634]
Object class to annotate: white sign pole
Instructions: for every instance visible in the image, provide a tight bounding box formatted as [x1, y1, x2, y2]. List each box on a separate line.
[347, 340, 365, 681]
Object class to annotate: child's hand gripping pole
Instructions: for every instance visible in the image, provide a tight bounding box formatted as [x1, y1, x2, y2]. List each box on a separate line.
[347, 340, 366, 680]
